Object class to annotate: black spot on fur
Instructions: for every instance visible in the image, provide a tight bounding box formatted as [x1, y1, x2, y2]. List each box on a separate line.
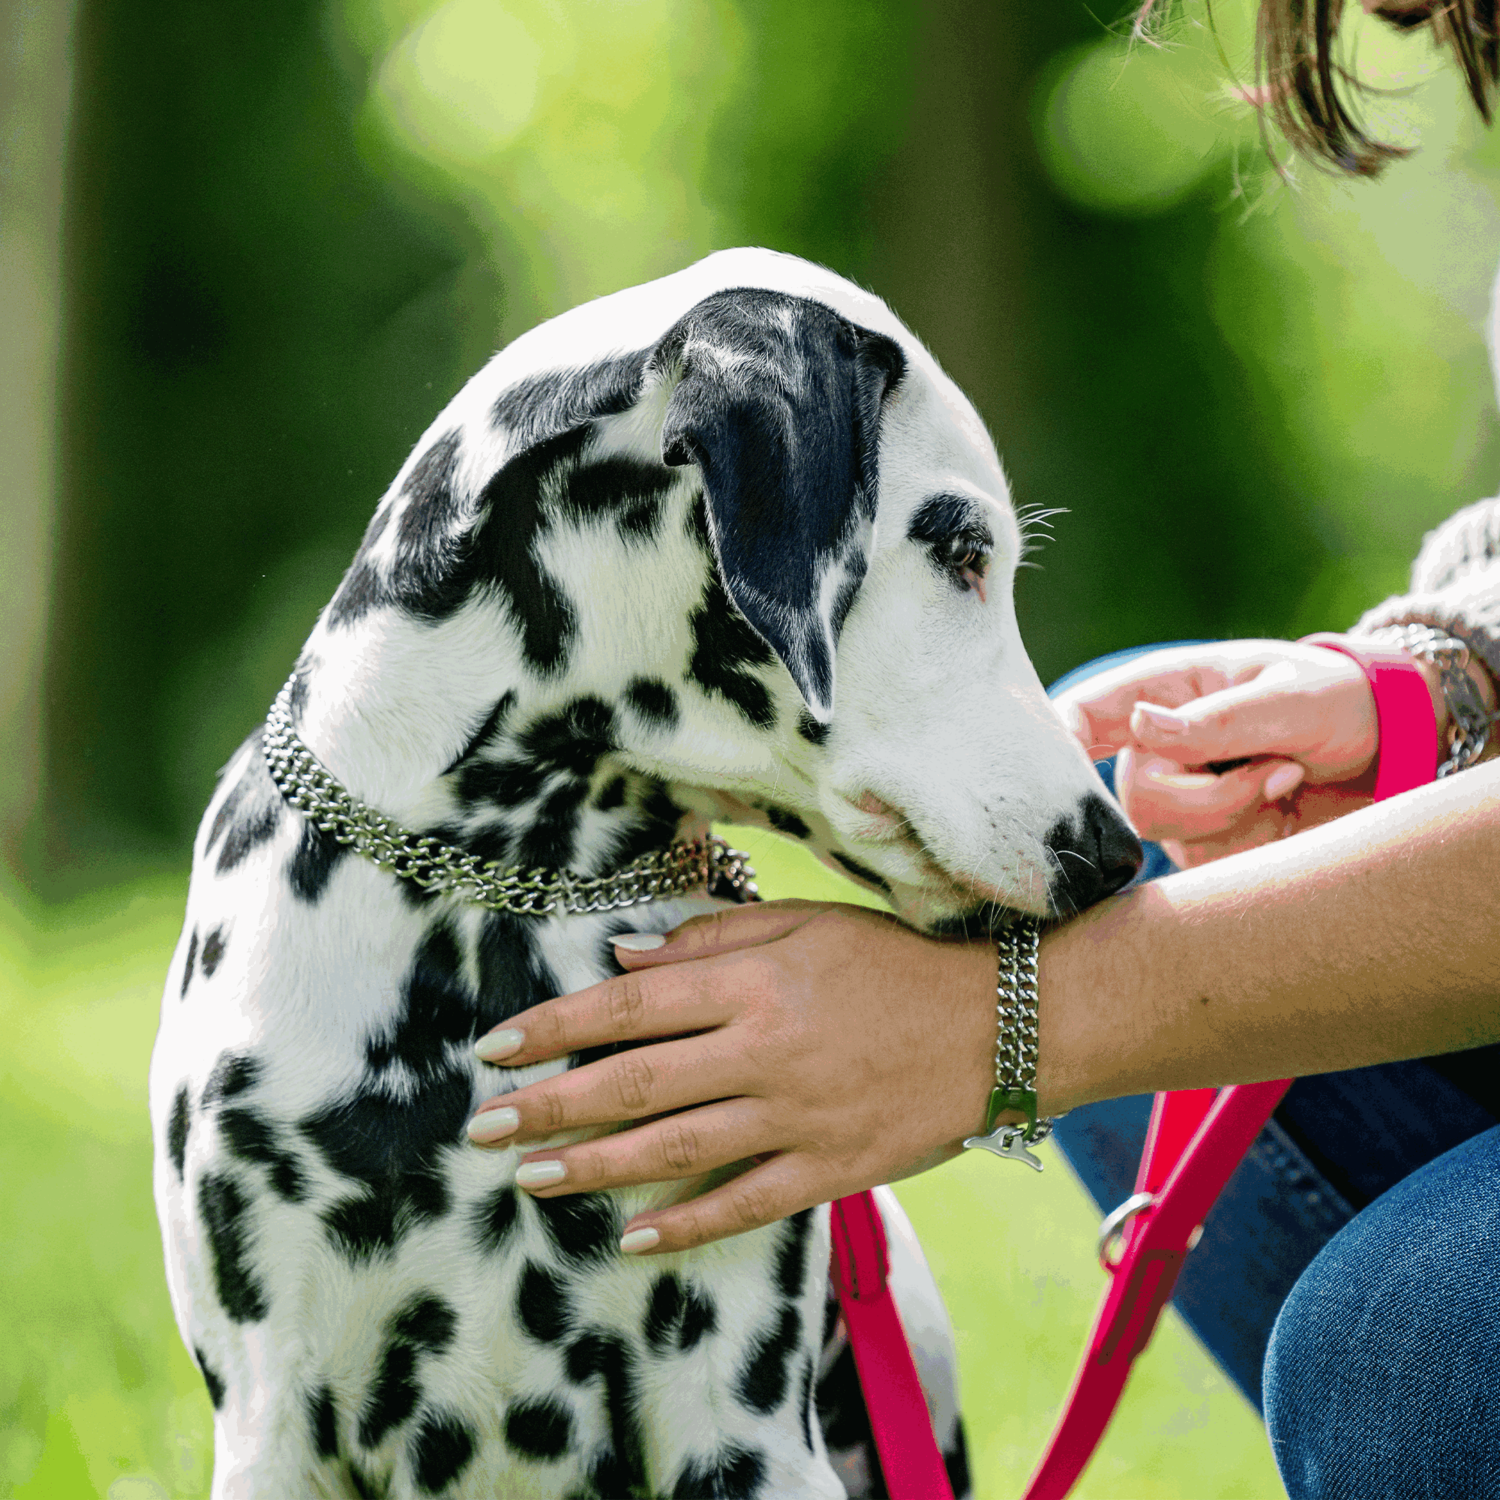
[198, 1173, 268, 1323]
[348, 1464, 377, 1500]
[412, 1411, 477, 1492]
[211, 735, 284, 875]
[672, 1445, 767, 1499]
[945, 1420, 973, 1499]
[457, 755, 548, 810]
[686, 570, 776, 730]
[309, 1385, 338, 1458]
[514, 778, 589, 869]
[358, 1295, 456, 1449]
[815, 1339, 873, 1455]
[504, 1397, 573, 1460]
[830, 851, 892, 894]
[518, 1262, 571, 1344]
[199, 924, 227, 977]
[169, 1084, 191, 1179]
[443, 692, 516, 776]
[796, 711, 830, 746]
[736, 1306, 801, 1414]
[598, 781, 688, 874]
[774, 1210, 814, 1299]
[566, 1333, 647, 1497]
[329, 430, 469, 627]
[596, 775, 626, 812]
[531, 1191, 618, 1263]
[305, 920, 500, 1263]
[180, 928, 198, 999]
[907, 492, 993, 553]
[679, 1286, 718, 1352]
[202, 1052, 261, 1106]
[359, 1343, 419, 1449]
[765, 806, 811, 840]
[219, 1107, 306, 1202]
[557, 455, 674, 535]
[288, 823, 348, 903]
[476, 911, 563, 1032]
[472, 1184, 521, 1253]
[644, 1274, 685, 1353]
[800, 1356, 816, 1453]
[470, 429, 591, 673]
[624, 677, 680, 731]
[518, 697, 617, 777]
[194, 1346, 226, 1410]
[490, 355, 649, 450]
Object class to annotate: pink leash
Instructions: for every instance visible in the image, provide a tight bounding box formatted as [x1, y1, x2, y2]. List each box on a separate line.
[831, 633, 1437, 1500]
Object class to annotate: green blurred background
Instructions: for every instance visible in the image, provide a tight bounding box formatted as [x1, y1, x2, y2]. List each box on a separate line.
[5, 0, 1499, 1494]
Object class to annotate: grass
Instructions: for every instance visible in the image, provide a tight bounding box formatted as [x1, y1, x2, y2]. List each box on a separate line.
[0, 828, 1283, 1499]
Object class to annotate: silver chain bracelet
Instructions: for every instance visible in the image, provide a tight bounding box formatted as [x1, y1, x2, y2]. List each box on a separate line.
[1364, 624, 1500, 778]
[963, 916, 1054, 1171]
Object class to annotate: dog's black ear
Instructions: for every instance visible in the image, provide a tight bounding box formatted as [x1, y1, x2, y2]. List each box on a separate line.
[656, 288, 905, 722]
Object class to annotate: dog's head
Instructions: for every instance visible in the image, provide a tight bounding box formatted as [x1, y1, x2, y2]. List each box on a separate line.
[315, 248, 1139, 929]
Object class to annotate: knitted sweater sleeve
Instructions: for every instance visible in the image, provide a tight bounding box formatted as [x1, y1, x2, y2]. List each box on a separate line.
[1353, 497, 1500, 685]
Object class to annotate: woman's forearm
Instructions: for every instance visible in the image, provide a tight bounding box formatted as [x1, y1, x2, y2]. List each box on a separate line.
[1039, 757, 1500, 1115]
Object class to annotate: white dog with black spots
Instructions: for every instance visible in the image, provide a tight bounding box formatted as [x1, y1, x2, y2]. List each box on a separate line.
[150, 247, 1140, 1499]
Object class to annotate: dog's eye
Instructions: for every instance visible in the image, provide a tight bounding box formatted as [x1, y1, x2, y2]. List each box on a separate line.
[934, 536, 991, 591]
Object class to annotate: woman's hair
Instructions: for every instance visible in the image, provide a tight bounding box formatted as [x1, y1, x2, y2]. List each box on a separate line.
[1140, 1, 1500, 176]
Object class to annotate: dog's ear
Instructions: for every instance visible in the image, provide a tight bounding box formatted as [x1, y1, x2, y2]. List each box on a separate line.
[656, 288, 905, 723]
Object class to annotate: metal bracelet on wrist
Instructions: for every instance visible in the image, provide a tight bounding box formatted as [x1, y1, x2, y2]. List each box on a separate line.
[1364, 624, 1500, 777]
[962, 915, 1054, 1172]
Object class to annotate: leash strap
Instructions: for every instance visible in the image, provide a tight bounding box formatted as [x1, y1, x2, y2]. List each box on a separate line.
[830, 1191, 955, 1500]
[1020, 632, 1437, 1500]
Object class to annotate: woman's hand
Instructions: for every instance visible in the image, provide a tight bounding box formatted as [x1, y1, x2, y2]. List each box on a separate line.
[1053, 639, 1386, 868]
[467, 901, 999, 1253]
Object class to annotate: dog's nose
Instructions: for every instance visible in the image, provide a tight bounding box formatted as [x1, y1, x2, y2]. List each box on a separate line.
[1045, 792, 1144, 916]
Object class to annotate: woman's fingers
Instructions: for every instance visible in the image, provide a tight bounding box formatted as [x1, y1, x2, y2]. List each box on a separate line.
[616, 1153, 840, 1255]
[475, 951, 741, 1067]
[610, 899, 826, 971]
[1116, 748, 1302, 842]
[1126, 653, 1372, 777]
[511, 1098, 779, 1197]
[473, 1028, 753, 1138]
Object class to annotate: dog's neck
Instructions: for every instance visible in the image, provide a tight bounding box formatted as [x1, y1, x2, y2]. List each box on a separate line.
[288, 562, 799, 879]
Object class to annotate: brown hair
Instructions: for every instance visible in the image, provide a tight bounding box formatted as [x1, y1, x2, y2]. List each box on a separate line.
[1140, 1, 1500, 176]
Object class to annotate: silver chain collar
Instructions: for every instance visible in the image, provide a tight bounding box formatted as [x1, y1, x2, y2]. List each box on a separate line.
[261, 679, 756, 917]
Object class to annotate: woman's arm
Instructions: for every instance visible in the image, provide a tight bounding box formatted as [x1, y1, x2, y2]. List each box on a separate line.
[474, 759, 1500, 1252]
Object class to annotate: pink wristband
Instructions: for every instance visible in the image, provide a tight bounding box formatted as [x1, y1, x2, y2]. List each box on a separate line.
[1299, 632, 1439, 799]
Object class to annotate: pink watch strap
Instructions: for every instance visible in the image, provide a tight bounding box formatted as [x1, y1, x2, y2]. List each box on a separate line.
[1299, 632, 1438, 797]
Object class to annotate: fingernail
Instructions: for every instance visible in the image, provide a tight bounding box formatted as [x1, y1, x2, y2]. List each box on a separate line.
[619, 1227, 661, 1255]
[515, 1160, 567, 1188]
[466, 1106, 519, 1144]
[1263, 763, 1305, 800]
[612, 932, 666, 952]
[475, 1028, 525, 1062]
[1133, 704, 1188, 736]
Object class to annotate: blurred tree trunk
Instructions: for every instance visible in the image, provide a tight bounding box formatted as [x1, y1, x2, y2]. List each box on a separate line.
[1, 0, 76, 890]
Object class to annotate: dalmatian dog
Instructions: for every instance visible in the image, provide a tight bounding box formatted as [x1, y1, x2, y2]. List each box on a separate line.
[149, 247, 1141, 1500]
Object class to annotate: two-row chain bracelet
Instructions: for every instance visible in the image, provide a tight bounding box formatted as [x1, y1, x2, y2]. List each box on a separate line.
[1364, 623, 1500, 777]
[962, 915, 1054, 1172]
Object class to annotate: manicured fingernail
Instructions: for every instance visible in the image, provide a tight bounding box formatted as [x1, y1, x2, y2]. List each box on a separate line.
[1132, 704, 1188, 736]
[475, 1028, 525, 1061]
[1263, 763, 1305, 801]
[612, 932, 666, 952]
[515, 1160, 567, 1188]
[466, 1106, 519, 1144]
[619, 1227, 661, 1255]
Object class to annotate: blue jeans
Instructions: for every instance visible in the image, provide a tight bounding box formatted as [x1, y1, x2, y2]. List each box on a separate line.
[1048, 650, 1500, 1498]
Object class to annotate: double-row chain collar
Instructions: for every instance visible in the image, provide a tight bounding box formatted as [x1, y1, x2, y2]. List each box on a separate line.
[962, 915, 1054, 1171]
[1364, 623, 1500, 777]
[261, 678, 756, 917]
